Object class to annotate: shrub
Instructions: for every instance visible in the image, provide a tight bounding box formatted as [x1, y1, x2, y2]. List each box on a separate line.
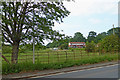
[85, 41, 95, 52]
[98, 35, 119, 52]
[59, 43, 68, 50]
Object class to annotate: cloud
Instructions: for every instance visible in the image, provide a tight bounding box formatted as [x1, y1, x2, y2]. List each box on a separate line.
[89, 18, 101, 24]
[53, 22, 81, 36]
[52, 0, 118, 38]
[63, 0, 118, 16]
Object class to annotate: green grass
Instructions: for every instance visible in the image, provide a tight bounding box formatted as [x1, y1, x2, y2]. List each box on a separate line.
[2, 51, 118, 74]
[2, 50, 101, 64]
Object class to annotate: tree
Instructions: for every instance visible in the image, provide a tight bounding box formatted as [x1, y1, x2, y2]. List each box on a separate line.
[99, 35, 119, 52]
[59, 43, 68, 50]
[46, 36, 71, 49]
[96, 32, 107, 43]
[85, 41, 95, 53]
[87, 31, 97, 43]
[71, 32, 86, 42]
[107, 27, 120, 35]
[117, 27, 120, 52]
[107, 27, 120, 52]
[1, 2, 70, 64]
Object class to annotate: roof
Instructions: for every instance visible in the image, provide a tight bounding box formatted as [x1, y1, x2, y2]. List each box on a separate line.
[69, 42, 85, 44]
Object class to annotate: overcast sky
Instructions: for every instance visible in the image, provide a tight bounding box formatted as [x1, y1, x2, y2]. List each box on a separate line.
[45, 0, 119, 45]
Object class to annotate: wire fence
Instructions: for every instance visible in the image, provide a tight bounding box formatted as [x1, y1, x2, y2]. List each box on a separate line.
[2, 49, 119, 64]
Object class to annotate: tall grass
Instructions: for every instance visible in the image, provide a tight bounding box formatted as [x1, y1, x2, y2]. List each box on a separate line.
[2, 50, 100, 64]
[2, 53, 118, 74]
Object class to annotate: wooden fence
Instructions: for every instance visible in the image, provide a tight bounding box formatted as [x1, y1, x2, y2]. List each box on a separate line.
[2, 50, 119, 64]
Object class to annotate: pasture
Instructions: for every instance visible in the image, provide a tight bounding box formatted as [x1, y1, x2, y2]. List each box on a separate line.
[2, 49, 118, 64]
[2, 49, 118, 74]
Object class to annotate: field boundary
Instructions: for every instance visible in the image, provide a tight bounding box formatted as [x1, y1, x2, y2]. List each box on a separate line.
[2, 61, 118, 80]
[2, 50, 118, 64]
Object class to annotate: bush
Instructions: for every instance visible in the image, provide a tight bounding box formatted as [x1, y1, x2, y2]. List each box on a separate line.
[85, 41, 95, 52]
[98, 35, 119, 52]
[59, 43, 68, 50]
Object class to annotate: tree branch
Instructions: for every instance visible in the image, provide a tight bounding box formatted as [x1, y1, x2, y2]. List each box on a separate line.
[19, 3, 28, 39]
[2, 32, 13, 45]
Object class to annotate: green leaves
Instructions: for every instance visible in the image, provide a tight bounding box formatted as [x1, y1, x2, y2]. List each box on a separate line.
[85, 41, 95, 53]
[1, 2, 70, 64]
[99, 35, 119, 52]
[71, 32, 86, 42]
[87, 31, 97, 43]
[1, 2, 70, 45]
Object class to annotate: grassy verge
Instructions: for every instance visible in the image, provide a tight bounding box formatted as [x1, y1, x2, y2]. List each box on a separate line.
[2, 54, 118, 75]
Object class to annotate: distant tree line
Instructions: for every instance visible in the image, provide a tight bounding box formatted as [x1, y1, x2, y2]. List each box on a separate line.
[46, 27, 120, 50]
[3, 27, 120, 53]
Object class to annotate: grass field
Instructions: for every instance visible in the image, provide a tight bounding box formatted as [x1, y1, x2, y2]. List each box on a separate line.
[2, 49, 118, 74]
[3, 49, 104, 63]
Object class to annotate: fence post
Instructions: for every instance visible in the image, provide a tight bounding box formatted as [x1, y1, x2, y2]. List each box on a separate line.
[57, 52, 59, 62]
[93, 50, 95, 56]
[99, 49, 102, 55]
[26, 54, 27, 63]
[73, 50, 75, 60]
[37, 52, 39, 62]
[65, 51, 67, 61]
[113, 49, 114, 55]
[98, 50, 100, 56]
[48, 51, 49, 64]
[81, 50, 82, 59]
[94, 49, 96, 56]
[87, 51, 89, 57]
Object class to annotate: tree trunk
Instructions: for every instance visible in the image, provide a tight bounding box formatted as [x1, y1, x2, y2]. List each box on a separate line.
[11, 42, 19, 64]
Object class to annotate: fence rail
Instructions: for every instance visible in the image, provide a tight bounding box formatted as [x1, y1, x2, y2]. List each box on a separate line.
[2, 50, 119, 64]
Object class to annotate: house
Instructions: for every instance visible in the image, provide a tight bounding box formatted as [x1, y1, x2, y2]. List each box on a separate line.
[68, 42, 86, 48]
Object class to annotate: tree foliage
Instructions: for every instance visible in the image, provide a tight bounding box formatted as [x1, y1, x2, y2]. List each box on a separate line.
[85, 41, 95, 53]
[99, 34, 119, 52]
[87, 31, 97, 43]
[47, 32, 86, 49]
[46, 36, 70, 49]
[47, 27, 120, 51]
[95, 32, 107, 43]
[1, 2, 70, 64]
[107, 27, 120, 36]
[71, 32, 86, 42]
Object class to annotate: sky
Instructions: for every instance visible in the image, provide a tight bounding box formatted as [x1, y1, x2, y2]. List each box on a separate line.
[46, 0, 119, 45]
[1, 0, 119, 45]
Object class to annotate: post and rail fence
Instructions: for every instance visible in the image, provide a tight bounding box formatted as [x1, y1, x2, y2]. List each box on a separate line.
[2, 49, 119, 64]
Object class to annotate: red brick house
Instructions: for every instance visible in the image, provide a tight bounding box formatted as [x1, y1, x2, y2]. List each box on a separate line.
[68, 42, 86, 48]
